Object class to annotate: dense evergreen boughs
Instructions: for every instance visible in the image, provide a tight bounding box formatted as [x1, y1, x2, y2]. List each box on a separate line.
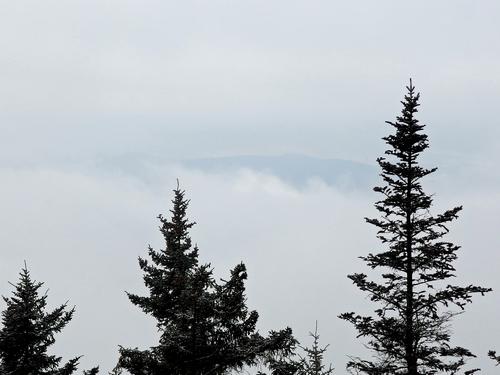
[339, 81, 491, 375]
[0, 265, 81, 375]
[82, 368, 99, 375]
[117, 185, 295, 375]
[489, 351, 500, 366]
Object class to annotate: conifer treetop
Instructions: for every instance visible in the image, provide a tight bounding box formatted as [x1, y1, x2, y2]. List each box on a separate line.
[118, 183, 295, 375]
[0, 264, 82, 375]
[297, 321, 334, 375]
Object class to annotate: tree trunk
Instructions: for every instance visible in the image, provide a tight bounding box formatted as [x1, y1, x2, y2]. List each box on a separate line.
[406, 156, 417, 375]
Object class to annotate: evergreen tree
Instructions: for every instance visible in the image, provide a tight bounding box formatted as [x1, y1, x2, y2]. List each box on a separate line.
[263, 322, 333, 375]
[339, 81, 491, 375]
[0, 265, 81, 375]
[117, 184, 295, 375]
[297, 322, 333, 375]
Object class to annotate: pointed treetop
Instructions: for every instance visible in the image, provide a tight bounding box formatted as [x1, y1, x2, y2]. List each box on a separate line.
[0, 264, 84, 375]
[119, 184, 295, 375]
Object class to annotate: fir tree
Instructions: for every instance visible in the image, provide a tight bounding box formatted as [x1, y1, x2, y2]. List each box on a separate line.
[117, 184, 295, 375]
[0, 264, 81, 375]
[264, 322, 333, 375]
[339, 81, 491, 375]
[297, 322, 333, 375]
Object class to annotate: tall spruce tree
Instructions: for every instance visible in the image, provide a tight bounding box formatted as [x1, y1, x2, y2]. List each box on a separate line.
[0, 265, 82, 375]
[117, 184, 295, 375]
[339, 81, 491, 375]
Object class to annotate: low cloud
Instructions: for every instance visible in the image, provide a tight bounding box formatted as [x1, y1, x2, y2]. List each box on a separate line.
[0, 164, 498, 372]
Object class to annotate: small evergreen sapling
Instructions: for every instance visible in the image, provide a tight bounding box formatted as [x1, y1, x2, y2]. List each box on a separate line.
[298, 322, 334, 375]
[265, 322, 333, 375]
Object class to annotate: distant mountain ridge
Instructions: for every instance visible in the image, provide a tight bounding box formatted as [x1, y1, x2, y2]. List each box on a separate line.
[179, 154, 378, 190]
[16, 152, 490, 193]
[53, 153, 379, 190]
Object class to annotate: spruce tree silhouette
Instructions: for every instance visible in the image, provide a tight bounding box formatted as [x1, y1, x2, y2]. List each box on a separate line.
[0, 264, 89, 375]
[117, 183, 295, 375]
[339, 81, 491, 375]
[264, 322, 333, 375]
[296, 322, 333, 375]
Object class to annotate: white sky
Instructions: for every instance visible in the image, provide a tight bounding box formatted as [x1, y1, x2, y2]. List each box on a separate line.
[0, 1, 499, 373]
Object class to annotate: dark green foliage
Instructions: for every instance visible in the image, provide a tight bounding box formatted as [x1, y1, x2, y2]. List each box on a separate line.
[0, 265, 81, 375]
[117, 185, 295, 375]
[339, 81, 491, 375]
[489, 351, 500, 366]
[263, 358, 301, 375]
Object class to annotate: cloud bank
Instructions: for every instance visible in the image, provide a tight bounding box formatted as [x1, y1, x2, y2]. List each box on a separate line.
[0, 163, 498, 373]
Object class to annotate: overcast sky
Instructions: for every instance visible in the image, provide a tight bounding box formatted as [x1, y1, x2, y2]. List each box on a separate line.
[0, 1, 499, 373]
